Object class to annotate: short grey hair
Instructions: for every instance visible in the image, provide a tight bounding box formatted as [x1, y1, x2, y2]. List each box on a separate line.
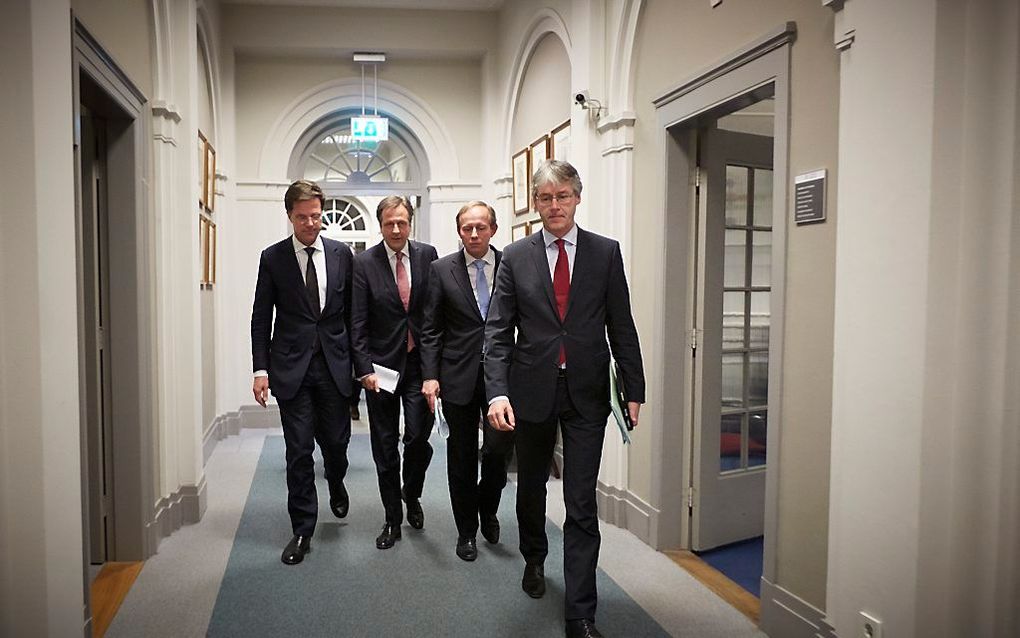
[531, 160, 582, 199]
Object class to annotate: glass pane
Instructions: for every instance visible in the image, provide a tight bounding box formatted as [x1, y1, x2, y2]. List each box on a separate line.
[725, 166, 748, 226]
[750, 292, 770, 350]
[751, 230, 772, 288]
[724, 229, 747, 287]
[723, 292, 745, 349]
[721, 352, 744, 408]
[753, 168, 773, 226]
[748, 351, 768, 406]
[748, 410, 767, 467]
[720, 412, 744, 472]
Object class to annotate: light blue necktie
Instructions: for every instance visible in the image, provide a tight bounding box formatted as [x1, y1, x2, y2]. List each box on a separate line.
[474, 259, 489, 318]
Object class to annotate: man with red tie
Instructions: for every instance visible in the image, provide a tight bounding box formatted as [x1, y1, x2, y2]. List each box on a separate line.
[351, 196, 438, 550]
[485, 161, 645, 638]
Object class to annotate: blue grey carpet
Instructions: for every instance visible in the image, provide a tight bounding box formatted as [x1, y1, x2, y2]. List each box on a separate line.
[207, 434, 670, 637]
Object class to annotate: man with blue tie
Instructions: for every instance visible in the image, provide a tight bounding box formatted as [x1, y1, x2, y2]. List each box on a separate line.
[251, 179, 355, 565]
[420, 201, 514, 561]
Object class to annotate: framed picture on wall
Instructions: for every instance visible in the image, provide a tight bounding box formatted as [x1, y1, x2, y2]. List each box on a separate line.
[530, 134, 550, 176]
[512, 148, 530, 214]
[511, 220, 534, 242]
[551, 120, 570, 163]
[205, 142, 217, 212]
[199, 216, 217, 286]
[198, 132, 208, 210]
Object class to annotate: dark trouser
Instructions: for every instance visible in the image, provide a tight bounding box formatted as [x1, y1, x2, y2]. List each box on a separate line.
[443, 373, 514, 539]
[366, 347, 435, 525]
[276, 352, 352, 538]
[515, 373, 606, 621]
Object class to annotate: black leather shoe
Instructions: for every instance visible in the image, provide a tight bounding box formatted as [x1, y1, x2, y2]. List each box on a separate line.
[403, 490, 424, 529]
[375, 523, 401, 550]
[480, 513, 500, 544]
[455, 537, 478, 561]
[521, 563, 545, 598]
[565, 619, 603, 638]
[329, 481, 349, 519]
[281, 535, 311, 565]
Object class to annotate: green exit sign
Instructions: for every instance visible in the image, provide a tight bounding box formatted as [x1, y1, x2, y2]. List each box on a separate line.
[351, 116, 389, 141]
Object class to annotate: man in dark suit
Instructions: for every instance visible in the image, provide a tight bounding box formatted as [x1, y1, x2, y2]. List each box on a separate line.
[486, 161, 645, 638]
[351, 196, 438, 550]
[420, 201, 514, 562]
[251, 179, 354, 565]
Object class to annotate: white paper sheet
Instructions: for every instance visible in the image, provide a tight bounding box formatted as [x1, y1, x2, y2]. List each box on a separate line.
[372, 363, 400, 394]
[435, 398, 450, 440]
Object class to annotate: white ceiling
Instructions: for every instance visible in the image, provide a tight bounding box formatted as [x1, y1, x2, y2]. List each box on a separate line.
[222, 0, 504, 10]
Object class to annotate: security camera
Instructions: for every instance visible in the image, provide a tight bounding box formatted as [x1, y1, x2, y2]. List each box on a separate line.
[574, 90, 590, 106]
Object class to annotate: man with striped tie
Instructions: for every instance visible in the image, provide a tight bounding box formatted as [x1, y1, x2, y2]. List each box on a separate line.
[420, 201, 514, 562]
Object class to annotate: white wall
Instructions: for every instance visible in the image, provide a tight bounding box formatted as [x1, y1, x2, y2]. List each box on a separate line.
[0, 1, 85, 635]
[828, 0, 1020, 636]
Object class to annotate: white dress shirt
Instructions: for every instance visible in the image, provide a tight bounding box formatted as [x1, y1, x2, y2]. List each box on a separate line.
[541, 224, 577, 282]
[384, 241, 412, 288]
[464, 247, 496, 305]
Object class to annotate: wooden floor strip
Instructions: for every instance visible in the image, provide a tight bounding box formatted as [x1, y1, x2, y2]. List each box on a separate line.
[663, 550, 760, 625]
[90, 561, 144, 638]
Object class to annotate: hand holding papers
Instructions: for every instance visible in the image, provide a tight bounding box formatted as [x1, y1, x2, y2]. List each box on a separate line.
[372, 363, 400, 394]
[609, 360, 633, 444]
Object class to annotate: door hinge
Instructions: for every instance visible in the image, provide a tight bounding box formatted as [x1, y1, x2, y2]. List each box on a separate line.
[689, 328, 698, 353]
[687, 486, 694, 511]
[97, 326, 106, 351]
[694, 166, 701, 189]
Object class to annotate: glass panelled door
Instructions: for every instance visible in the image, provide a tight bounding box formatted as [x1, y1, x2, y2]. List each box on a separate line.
[691, 128, 774, 551]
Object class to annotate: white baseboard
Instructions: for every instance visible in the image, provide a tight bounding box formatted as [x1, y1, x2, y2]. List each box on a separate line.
[759, 577, 836, 638]
[151, 476, 208, 541]
[596, 482, 658, 546]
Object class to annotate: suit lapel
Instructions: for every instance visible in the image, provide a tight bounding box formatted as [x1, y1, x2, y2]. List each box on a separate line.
[322, 240, 337, 312]
[373, 242, 401, 308]
[450, 251, 479, 318]
[564, 227, 589, 320]
[529, 233, 559, 320]
[284, 239, 316, 317]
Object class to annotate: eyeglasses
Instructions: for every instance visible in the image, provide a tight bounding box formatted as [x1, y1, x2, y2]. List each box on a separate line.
[535, 193, 575, 206]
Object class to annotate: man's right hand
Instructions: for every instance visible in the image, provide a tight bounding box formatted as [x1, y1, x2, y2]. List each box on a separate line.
[422, 379, 440, 413]
[361, 373, 380, 392]
[487, 399, 516, 431]
[253, 377, 269, 407]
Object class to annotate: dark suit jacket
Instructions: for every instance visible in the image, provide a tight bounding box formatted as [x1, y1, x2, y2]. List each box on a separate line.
[250, 236, 354, 401]
[351, 239, 439, 378]
[419, 249, 502, 406]
[484, 226, 645, 423]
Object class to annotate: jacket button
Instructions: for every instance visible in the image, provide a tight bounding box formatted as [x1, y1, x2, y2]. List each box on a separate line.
[560, 330, 567, 336]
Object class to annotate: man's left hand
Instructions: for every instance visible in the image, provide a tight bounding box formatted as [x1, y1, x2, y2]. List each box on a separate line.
[627, 402, 641, 429]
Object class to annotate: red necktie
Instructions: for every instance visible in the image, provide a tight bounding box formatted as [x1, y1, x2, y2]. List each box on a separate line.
[396, 251, 414, 350]
[553, 238, 569, 365]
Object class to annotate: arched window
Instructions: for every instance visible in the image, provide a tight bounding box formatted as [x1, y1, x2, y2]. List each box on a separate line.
[303, 125, 415, 185]
[320, 197, 371, 253]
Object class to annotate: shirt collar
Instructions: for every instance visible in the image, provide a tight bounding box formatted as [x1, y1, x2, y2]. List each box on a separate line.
[292, 234, 324, 254]
[384, 240, 409, 260]
[463, 247, 495, 266]
[541, 224, 578, 248]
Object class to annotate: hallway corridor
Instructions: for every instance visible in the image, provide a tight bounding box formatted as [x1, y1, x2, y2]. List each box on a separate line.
[105, 424, 763, 637]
